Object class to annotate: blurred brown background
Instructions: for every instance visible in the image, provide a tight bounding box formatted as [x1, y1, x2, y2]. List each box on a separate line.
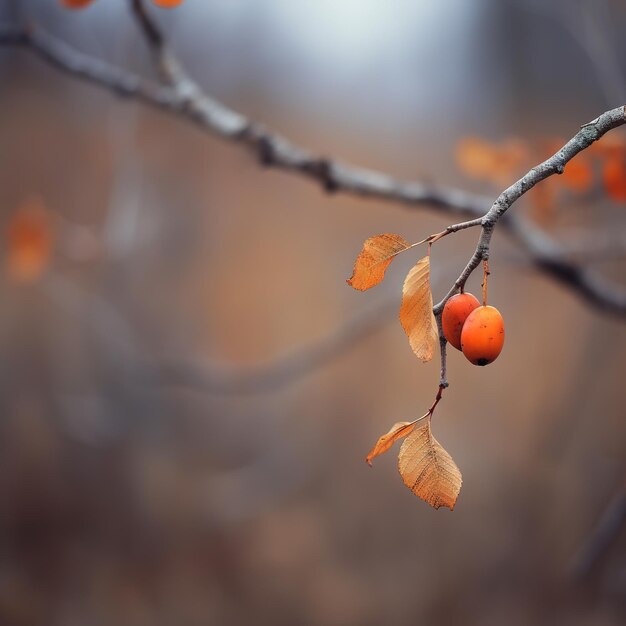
[0, 0, 625, 624]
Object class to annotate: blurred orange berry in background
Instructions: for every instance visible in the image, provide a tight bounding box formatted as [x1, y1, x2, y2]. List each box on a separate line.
[60, 0, 95, 9]
[6, 197, 54, 283]
[152, 0, 185, 7]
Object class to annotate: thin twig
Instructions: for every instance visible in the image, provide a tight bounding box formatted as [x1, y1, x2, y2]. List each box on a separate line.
[481, 259, 490, 306]
[130, 0, 181, 85]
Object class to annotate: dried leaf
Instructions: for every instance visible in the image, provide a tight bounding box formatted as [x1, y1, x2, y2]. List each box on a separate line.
[6, 198, 53, 282]
[603, 156, 626, 202]
[399, 256, 438, 361]
[398, 418, 462, 510]
[347, 234, 410, 291]
[366, 420, 418, 467]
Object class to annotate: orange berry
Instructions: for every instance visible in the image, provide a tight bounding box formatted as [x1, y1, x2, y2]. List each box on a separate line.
[152, 0, 185, 7]
[461, 305, 504, 366]
[60, 0, 95, 8]
[442, 292, 480, 350]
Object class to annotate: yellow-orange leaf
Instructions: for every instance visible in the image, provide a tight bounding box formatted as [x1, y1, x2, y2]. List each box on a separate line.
[399, 256, 438, 361]
[398, 418, 462, 510]
[365, 420, 418, 467]
[347, 234, 410, 291]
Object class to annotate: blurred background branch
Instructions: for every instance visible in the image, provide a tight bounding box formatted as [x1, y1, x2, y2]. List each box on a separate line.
[2, 0, 626, 324]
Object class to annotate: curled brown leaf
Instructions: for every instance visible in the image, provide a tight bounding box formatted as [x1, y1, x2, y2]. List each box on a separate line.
[365, 420, 419, 467]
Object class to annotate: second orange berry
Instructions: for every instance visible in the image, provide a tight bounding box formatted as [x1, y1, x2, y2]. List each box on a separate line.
[442, 292, 480, 350]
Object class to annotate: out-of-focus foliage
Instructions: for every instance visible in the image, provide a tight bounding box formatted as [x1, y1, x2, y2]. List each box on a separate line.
[455, 133, 626, 220]
[6, 197, 53, 283]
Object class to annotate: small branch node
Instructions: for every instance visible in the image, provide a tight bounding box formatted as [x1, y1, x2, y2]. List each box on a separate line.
[312, 159, 338, 193]
[257, 135, 276, 166]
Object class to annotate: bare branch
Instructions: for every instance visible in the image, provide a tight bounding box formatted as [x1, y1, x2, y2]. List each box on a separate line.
[433, 106, 626, 317]
[0, 21, 483, 216]
[1, 11, 625, 323]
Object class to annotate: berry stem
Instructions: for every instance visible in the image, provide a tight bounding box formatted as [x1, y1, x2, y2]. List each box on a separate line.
[427, 385, 445, 421]
[481, 259, 490, 306]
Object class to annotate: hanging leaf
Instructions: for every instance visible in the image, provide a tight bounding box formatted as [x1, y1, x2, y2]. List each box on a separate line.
[365, 420, 419, 467]
[399, 256, 438, 362]
[347, 233, 410, 291]
[398, 418, 462, 510]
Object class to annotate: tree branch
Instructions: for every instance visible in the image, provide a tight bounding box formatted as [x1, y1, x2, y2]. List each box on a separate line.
[1, 7, 625, 331]
[0, 20, 492, 217]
